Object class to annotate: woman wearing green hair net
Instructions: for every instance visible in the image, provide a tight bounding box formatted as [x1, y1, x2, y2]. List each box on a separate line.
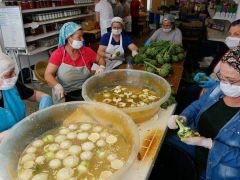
[45, 22, 105, 102]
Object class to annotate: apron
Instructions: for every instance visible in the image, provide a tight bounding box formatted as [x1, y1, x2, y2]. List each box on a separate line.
[0, 87, 26, 132]
[57, 48, 91, 94]
[105, 33, 125, 70]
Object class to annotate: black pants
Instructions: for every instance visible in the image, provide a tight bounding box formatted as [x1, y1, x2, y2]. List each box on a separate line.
[132, 17, 139, 35]
[65, 89, 84, 102]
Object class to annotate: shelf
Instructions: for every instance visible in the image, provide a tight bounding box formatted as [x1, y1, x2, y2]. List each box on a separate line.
[22, 3, 95, 14]
[24, 13, 95, 28]
[26, 30, 59, 42]
[212, 14, 236, 23]
[27, 44, 58, 55]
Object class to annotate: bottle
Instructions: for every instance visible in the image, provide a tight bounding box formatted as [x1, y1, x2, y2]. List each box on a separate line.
[126, 59, 133, 69]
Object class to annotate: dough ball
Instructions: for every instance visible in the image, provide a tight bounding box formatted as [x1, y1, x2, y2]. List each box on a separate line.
[106, 135, 117, 144]
[59, 128, 70, 135]
[35, 156, 45, 165]
[60, 140, 72, 149]
[96, 139, 106, 147]
[55, 135, 66, 143]
[32, 140, 44, 147]
[48, 143, 60, 152]
[81, 141, 95, 151]
[68, 124, 78, 131]
[56, 168, 74, 180]
[49, 159, 62, 169]
[19, 169, 33, 180]
[69, 145, 81, 155]
[111, 159, 124, 170]
[77, 132, 89, 141]
[80, 151, 93, 161]
[63, 155, 79, 168]
[67, 132, 77, 140]
[88, 133, 100, 142]
[32, 173, 48, 180]
[80, 124, 92, 131]
[55, 150, 69, 160]
[26, 146, 37, 154]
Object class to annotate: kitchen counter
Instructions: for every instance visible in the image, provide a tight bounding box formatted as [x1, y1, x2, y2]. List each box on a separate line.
[124, 104, 176, 180]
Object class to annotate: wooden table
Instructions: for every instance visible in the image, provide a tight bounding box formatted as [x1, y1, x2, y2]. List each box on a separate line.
[118, 61, 184, 93]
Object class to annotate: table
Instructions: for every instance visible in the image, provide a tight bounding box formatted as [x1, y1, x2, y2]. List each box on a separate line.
[118, 62, 184, 179]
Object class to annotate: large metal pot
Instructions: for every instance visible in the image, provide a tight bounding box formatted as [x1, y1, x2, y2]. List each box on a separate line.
[0, 101, 140, 180]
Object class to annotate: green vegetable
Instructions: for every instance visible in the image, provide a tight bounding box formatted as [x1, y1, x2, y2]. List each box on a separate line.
[156, 54, 165, 65]
[42, 135, 54, 144]
[144, 61, 172, 77]
[161, 94, 176, 109]
[176, 118, 200, 140]
[172, 55, 179, 62]
[44, 152, 55, 161]
[177, 53, 185, 61]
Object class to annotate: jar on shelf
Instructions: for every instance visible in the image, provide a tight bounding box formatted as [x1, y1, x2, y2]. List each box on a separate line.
[35, 0, 41, 8]
[29, 0, 35, 9]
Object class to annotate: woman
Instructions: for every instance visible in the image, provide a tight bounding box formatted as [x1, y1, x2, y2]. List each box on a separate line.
[45, 22, 105, 102]
[0, 52, 53, 140]
[95, 0, 114, 36]
[145, 14, 182, 46]
[97, 17, 138, 70]
[167, 46, 240, 179]
[121, 0, 131, 33]
[113, 0, 124, 18]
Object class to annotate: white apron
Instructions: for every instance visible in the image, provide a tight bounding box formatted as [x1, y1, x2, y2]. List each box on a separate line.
[57, 49, 91, 93]
[105, 33, 125, 70]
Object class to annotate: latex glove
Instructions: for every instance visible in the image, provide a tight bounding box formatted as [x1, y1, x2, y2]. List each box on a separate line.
[194, 72, 216, 88]
[0, 130, 9, 143]
[95, 65, 105, 75]
[198, 77, 217, 88]
[182, 136, 213, 149]
[53, 83, 64, 101]
[167, 115, 187, 130]
[132, 50, 138, 57]
[39, 96, 53, 110]
[144, 40, 152, 47]
[193, 72, 206, 82]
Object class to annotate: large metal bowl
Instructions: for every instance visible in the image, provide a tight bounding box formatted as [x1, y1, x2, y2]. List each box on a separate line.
[0, 101, 140, 180]
[82, 69, 171, 123]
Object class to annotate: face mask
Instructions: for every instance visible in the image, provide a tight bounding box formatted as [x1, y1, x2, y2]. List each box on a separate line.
[70, 39, 83, 49]
[0, 76, 17, 90]
[220, 82, 240, 97]
[112, 29, 122, 35]
[225, 36, 240, 49]
[162, 28, 172, 33]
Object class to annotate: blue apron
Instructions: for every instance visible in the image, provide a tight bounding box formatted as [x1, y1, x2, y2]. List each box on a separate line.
[0, 87, 26, 132]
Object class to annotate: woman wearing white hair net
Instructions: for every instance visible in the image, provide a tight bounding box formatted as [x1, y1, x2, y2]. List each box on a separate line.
[0, 53, 53, 142]
[145, 14, 182, 46]
[97, 17, 138, 70]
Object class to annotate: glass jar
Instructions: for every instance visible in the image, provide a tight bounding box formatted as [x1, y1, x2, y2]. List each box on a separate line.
[29, 0, 35, 9]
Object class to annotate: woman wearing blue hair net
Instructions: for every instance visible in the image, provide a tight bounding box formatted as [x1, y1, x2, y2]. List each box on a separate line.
[0, 52, 53, 142]
[45, 22, 105, 102]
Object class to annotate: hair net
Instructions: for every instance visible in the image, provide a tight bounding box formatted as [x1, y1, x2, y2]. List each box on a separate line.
[162, 14, 175, 23]
[221, 46, 240, 73]
[58, 22, 82, 47]
[0, 52, 16, 77]
[111, 17, 124, 25]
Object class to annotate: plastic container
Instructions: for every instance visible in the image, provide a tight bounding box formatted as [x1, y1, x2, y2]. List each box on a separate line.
[82, 69, 171, 123]
[0, 101, 140, 180]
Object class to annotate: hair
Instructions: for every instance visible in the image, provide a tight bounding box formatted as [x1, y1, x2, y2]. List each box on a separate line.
[230, 19, 240, 28]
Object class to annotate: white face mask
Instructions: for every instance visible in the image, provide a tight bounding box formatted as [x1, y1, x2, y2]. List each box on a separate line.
[0, 76, 17, 90]
[112, 29, 122, 35]
[70, 39, 83, 49]
[162, 28, 172, 33]
[220, 82, 240, 97]
[225, 36, 240, 49]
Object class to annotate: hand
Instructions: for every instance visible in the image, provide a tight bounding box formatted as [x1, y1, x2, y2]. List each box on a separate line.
[0, 130, 9, 143]
[105, 53, 113, 60]
[198, 77, 217, 88]
[132, 50, 138, 57]
[182, 136, 213, 149]
[193, 72, 206, 82]
[144, 40, 151, 47]
[53, 83, 64, 101]
[95, 65, 105, 75]
[39, 96, 53, 110]
[167, 115, 187, 130]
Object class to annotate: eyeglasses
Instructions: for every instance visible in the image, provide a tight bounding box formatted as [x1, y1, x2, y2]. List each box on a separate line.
[216, 72, 240, 85]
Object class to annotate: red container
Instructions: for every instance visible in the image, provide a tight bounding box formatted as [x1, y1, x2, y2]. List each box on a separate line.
[60, 0, 74, 6]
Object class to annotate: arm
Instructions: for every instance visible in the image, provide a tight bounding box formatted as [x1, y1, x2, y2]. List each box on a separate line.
[174, 29, 183, 45]
[44, 63, 59, 88]
[97, 54, 106, 66]
[148, 30, 159, 42]
[27, 90, 49, 102]
[97, 45, 108, 59]
[95, 12, 100, 28]
[128, 43, 138, 52]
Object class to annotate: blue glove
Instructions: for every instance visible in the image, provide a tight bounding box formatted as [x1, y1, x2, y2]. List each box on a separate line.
[194, 72, 216, 88]
[198, 77, 217, 88]
[193, 72, 206, 82]
[144, 40, 152, 47]
[39, 96, 53, 110]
